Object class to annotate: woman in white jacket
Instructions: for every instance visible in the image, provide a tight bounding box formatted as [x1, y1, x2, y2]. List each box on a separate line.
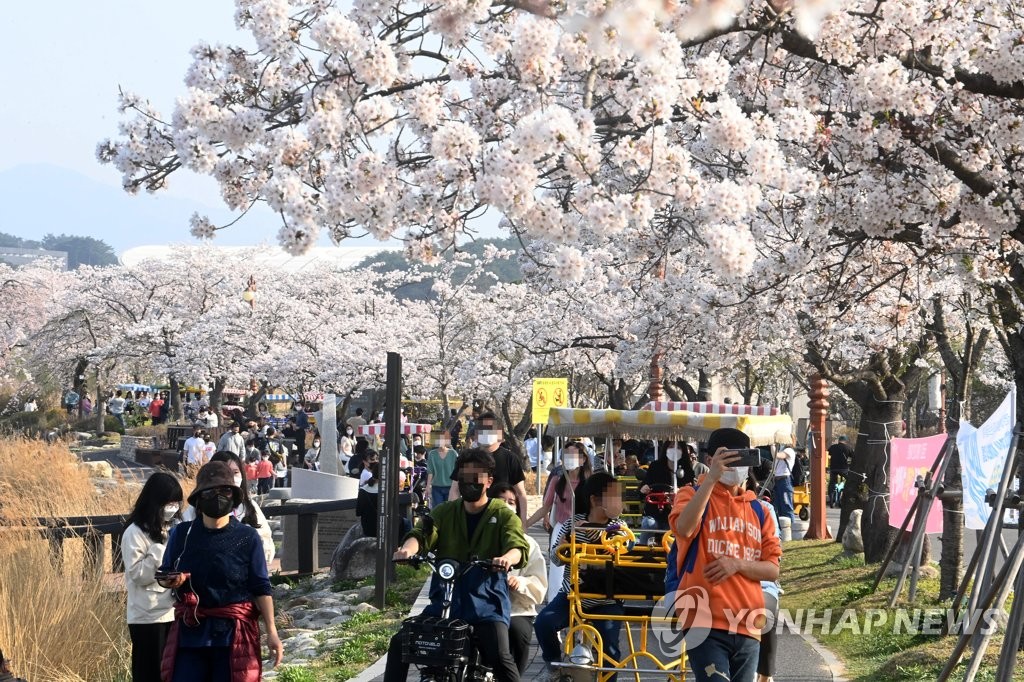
[121, 472, 184, 681]
[180, 450, 276, 565]
[493, 483, 548, 674]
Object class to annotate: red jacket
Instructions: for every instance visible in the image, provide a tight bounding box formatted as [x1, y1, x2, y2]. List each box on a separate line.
[161, 600, 262, 682]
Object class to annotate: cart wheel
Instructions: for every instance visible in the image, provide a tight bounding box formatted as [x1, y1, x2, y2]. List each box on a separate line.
[798, 506, 809, 521]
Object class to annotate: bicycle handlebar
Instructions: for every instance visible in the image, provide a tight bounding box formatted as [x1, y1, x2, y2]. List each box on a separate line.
[392, 555, 506, 573]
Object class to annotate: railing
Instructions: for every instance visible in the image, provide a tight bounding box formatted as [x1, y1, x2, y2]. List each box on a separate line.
[1, 493, 412, 578]
[262, 493, 412, 575]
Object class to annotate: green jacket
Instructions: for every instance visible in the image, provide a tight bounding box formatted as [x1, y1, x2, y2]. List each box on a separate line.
[407, 498, 529, 570]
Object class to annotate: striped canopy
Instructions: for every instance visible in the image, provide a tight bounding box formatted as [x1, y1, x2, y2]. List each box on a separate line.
[356, 422, 434, 436]
[547, 407, 792, 444]
[644, 401, 779, 416]
[264, 392, 325, 403]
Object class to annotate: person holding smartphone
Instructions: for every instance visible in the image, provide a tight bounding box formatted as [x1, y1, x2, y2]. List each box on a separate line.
[157, 461, 283, 680]
[122, 472, 184, 681]
[668, 428, 782, 682]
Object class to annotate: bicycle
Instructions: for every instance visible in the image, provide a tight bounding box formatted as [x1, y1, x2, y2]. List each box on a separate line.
[394, 554, 503, 682]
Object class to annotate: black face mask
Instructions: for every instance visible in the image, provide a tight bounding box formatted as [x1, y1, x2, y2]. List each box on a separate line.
[458, 481, 485, 503]
[199, 493, 234, 519]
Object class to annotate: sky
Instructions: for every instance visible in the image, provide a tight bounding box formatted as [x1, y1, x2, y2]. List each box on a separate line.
[0, 0, 388, 254]
[2, 1, 248, 198]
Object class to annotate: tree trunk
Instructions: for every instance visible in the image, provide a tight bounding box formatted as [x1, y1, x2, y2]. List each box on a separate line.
[246, 382, 268, 419]
[335, 392, 353, 427]
[838, 397, 903, 562]
[209, 377, 226, 414]
[608, 379, 633, 410]
[94, 373, 106, 433]
[697, 370, 712, 401]
[71, 358, 88, 420]
[169, 376, 182, 422]
[939, 443, 964, 599]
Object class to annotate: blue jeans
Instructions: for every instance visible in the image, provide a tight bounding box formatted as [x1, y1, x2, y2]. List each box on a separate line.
[640, 515, 668, 546]
[534, 592, 622, 670]
[772, 475, 795, 522]
[686, 629, 759, 682]
[431, 486, 448, 509]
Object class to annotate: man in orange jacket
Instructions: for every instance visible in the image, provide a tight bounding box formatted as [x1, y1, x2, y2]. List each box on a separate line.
[668, 428, 781, 682]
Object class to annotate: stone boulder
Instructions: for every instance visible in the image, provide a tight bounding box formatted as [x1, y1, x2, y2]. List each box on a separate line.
[80, 460, 113, 478]
[332, 537, 379, 581]
[842, 509, 864, 555]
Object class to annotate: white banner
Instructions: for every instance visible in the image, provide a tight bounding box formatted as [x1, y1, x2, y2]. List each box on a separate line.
[957, 389, 1016, 530]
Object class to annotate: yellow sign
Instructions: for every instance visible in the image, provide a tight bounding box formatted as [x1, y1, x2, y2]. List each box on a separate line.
[532, 378, 569, 424]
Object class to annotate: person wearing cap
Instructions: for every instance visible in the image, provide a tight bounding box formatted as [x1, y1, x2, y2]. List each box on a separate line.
[0, 648, 27, 682]
[827, 435, 853, 508]
[668, 428, 782, 682]
[771, 447, 796, 524]
[157, 461, 283, 680]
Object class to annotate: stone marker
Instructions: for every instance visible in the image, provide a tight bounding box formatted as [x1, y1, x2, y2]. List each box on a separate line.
[842, 508, 864, 555]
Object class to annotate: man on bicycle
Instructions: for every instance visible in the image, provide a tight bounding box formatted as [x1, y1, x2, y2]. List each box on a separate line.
[385, 448, 530, 682]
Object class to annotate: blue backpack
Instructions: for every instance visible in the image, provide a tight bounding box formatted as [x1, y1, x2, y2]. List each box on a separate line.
[665, 486, 767, 594]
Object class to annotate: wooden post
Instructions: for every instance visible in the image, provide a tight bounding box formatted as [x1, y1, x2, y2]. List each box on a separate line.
[297, 513, 319, 575]
[649, 259, 666, 403]
[805, 373, 832, 540]
[83, 529, 105, 580]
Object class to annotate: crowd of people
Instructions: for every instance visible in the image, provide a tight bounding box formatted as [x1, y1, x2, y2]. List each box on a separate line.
[48, 398, 827, 682]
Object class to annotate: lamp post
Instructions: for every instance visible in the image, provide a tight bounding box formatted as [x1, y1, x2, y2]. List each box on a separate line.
[243, 275, 257, 309]
[805, 373, 832, 539]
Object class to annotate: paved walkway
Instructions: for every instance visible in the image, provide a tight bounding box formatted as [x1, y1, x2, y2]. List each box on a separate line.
[364, 520, 843, 682]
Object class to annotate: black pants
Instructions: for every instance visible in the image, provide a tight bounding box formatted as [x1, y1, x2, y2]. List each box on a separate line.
[258, 477, 273, 494]
[757, 598, 780, 677]
[828, 470, 848, 506]
[128, 622, 171, 682]
[384, 620, 519, 682]
[509, 615, 534, 674]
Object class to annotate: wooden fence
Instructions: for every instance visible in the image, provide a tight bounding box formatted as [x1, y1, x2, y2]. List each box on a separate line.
[3, 493, 411, 578]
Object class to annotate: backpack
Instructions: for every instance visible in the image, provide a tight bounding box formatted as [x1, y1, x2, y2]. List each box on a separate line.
[790, 456, 805, 486]
[665, 486, 767, 594]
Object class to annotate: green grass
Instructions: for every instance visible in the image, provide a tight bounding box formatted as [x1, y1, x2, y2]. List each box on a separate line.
[780, 541, 1024, 682]
[280, 565, 427, 681]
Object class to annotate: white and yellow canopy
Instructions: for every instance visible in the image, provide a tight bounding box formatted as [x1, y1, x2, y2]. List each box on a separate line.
[546, 406, 793, 444]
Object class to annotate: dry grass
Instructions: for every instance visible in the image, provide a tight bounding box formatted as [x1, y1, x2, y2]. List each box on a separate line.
[0, 438, 138, 519]
[0, 540, 129, 681]
[0, 438, 158, 681]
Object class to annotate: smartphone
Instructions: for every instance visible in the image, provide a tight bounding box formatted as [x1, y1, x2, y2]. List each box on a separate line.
[154, 570, 182, 581]
[726, 448, 763, 468]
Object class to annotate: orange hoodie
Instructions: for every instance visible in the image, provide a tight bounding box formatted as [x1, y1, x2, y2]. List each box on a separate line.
[667, 478, 781, 640]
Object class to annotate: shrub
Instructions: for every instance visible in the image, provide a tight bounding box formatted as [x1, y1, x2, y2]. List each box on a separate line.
[104, 415, 125, 435]
[125, 424, 167, 440]
[275, 666, 318, 682]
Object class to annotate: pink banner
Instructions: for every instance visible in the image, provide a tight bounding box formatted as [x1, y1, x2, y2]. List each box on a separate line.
[889, 434, 945, 534]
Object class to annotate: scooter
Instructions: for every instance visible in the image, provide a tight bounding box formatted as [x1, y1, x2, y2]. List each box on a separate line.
[394, 553, 499, 682]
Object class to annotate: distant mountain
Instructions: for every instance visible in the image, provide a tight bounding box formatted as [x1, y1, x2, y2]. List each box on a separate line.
[0, 164, 279, 252]
[357, 237, 522, 300]
[0, 231, 118, 269]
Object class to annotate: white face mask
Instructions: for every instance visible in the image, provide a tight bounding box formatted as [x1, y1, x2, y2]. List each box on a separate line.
[666, 448, 682, 462]
[478, 432, 499, 446]
[162, 504, 180, 521]
[562, 454, 580, 470]
[233, 473, 243, 487]
[346, 429, 353, 436]
[313, 441, 321, 448]
[720, 467, 748, 487]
